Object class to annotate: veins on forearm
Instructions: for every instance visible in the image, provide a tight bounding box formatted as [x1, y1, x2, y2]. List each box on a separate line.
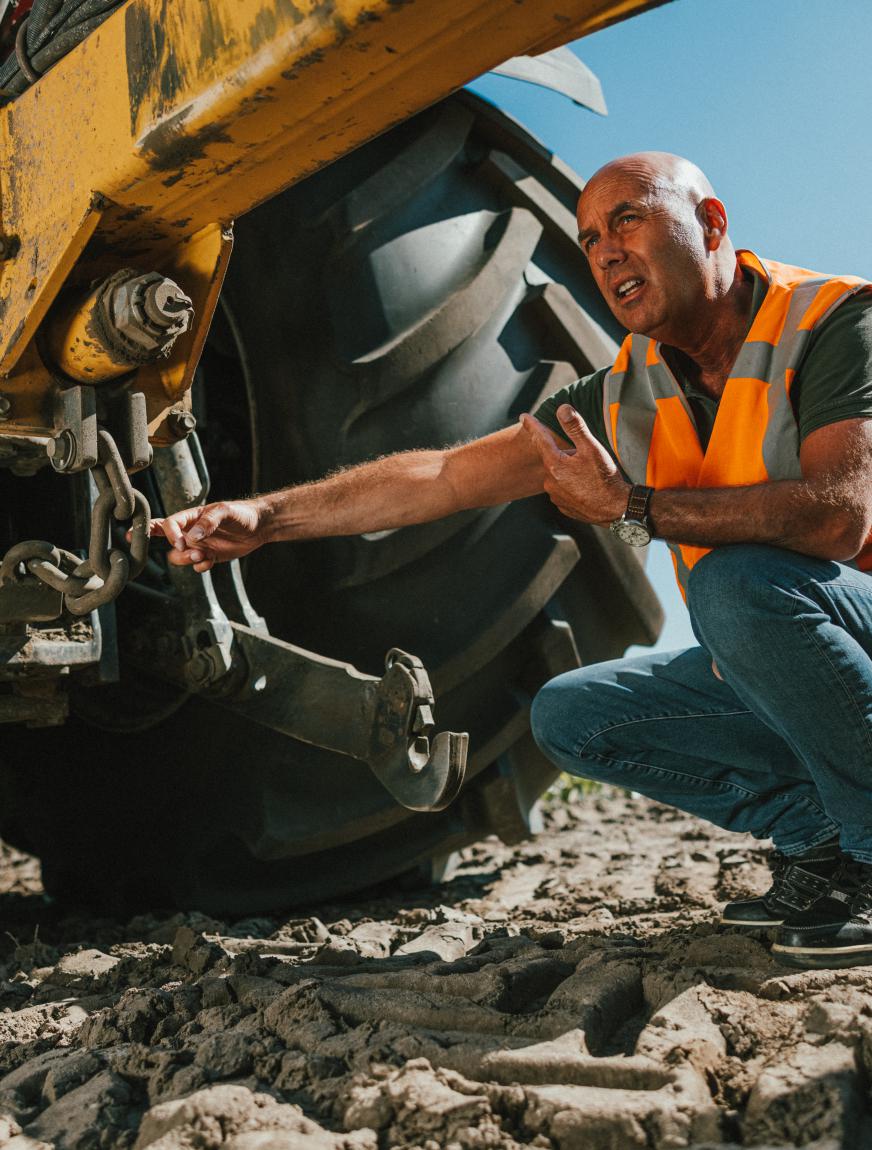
[259, 450, 455, 542]
[650, 476, 870, 559]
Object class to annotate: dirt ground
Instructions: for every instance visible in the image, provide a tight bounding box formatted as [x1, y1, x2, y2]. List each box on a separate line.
[1, 790, 870, 1150]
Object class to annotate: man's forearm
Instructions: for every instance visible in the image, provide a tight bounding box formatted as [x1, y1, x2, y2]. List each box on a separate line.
[155, 424, 547, 570]
[651, 478, 872, 560]
[251, 424, 546, 544]
[254, 450, 461, 542]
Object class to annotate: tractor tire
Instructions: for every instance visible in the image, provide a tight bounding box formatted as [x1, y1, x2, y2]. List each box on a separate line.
[0, 93, 662, 913]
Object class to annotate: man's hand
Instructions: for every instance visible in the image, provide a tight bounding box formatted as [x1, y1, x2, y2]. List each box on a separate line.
[150, 499, 266, 573]
[520, 404, 629, 524]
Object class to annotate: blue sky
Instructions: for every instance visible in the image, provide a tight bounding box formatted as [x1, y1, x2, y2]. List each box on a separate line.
[469, 0, 872, 652]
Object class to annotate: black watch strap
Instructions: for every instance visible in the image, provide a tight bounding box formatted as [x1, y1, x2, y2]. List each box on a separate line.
[626, 484, 654, 523]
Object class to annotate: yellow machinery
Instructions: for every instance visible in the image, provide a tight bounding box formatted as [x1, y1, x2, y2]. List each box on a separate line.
[0, 0, 661, 439]
[0, 0, 663, 909]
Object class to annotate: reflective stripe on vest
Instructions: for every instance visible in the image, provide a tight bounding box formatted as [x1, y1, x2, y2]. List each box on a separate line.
[602, 250, 871, 600]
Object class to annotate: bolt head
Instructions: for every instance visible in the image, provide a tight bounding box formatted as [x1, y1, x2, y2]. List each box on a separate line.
[46, 429, 77, 472]
[167, 409, 197, 440]
[0, 396, 11, 419]
[185, 650, 213, 687]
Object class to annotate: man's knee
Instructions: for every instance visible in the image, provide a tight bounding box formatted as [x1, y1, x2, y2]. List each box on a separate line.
[530, 673, 574, 764]
[531, 666, 610, 767]
[531, 674, 606, 786]
[687, 544, 846, 656]
[689, 545, 807, 631]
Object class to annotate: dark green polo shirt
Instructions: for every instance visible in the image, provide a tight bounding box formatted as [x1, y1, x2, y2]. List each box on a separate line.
[534, 276, 872, 458]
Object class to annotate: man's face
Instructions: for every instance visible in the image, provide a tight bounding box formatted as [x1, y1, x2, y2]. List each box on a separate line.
[576, 166, 711, 344]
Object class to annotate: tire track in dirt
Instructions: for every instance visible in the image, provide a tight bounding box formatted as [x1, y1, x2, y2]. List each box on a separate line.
[2, 793, 871, 1149]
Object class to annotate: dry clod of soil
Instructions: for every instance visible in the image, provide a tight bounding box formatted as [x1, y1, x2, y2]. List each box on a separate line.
[4, 792, 872, 1149]
[133, 1084, 374, 1149]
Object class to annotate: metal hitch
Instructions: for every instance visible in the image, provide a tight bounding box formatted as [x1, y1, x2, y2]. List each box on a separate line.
[218, 627, 468, 813]
[135, 439, 468, 812]
[125, 599, 468, 812]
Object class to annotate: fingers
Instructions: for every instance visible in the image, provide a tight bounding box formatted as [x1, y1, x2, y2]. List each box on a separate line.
[555, 403, 595, 447]
[149, 515, 182, 549]
[712, 660, 723, 681]
[166, 546, 197, 567]
[180, 504, 229, 546]
[150, 503, 230, 556]
[150, 508, 200, 551]
[519, 413, 566, 460]
[165, 545, 214, 573]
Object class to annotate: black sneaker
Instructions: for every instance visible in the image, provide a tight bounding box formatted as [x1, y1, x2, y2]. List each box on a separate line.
[772, 858, 872, 969]
[720, 838, 842, 930]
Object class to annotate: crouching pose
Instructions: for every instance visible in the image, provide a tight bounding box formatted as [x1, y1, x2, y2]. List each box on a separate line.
[153, 152, 872, 970]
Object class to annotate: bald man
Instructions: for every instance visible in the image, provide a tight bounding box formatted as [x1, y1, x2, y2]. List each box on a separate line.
[152, 153, 872, 970]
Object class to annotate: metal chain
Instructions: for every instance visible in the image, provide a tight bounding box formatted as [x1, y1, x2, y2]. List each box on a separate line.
[0, 427, 150, 619]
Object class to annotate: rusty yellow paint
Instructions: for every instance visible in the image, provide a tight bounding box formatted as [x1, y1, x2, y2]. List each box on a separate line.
[0, 0, 663, 441]
[137, 223, 233, 440]
[44, 285, 135, 384]
[0, 343, 56, 433]
[0, 203, 103, 380]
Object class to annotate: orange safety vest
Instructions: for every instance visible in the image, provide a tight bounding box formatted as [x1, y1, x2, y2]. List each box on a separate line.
[602, 250, 872, 599]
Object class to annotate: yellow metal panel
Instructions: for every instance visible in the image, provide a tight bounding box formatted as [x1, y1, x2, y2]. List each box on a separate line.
[0, 204, 102, 377]
[0, 0, 664, 435]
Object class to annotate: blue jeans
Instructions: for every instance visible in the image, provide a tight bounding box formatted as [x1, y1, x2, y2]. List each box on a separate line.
[531, 544, 872, 861]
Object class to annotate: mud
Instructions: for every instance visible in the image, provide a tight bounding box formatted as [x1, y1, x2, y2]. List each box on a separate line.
[1, 792, 870, 1150]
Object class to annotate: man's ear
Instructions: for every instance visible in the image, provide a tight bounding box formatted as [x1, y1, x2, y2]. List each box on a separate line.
[699, 196, 728, 251]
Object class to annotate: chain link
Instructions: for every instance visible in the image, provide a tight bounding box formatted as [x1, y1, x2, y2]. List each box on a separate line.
[0, 427, 151, 620]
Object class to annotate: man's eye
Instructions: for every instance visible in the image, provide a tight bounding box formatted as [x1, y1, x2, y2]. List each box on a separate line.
[583, 236, 598, 253]
[618, 213, 639, 226]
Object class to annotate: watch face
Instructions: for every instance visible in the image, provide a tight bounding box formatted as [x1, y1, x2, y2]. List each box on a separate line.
[611, 518, 651, 547]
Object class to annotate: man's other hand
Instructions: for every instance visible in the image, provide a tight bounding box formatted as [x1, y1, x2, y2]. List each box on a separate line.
[150, 500, 265, 573]
[520, 404, 629, 524]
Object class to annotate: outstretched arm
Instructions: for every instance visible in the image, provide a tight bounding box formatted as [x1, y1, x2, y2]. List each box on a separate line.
[151, 423, 547, 572]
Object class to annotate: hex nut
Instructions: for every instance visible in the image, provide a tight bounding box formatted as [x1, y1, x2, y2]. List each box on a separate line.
[109, 273, 193, 355]
[166, 409, 197, 440]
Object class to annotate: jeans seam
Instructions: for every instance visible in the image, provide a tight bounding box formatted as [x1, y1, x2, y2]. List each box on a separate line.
[576, 708, 752, 758]
[780, 826, 841, 855]
[577, 748, 833, 821]
[795, 576, 872, 599]
[790, 594, 872, 764]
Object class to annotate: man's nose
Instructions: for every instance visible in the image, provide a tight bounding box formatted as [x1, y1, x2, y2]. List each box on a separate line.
[595, 237, 625, 268]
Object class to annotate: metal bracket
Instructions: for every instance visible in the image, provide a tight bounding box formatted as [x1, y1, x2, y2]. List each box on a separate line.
[146, 436, 466, 810]
[210, 625, 467, 812]
[123, 582, 466, 812]
[49, 384, 98, 473]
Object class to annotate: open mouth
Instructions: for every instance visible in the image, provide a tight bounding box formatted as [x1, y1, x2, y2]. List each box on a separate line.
[614, 277, 645, 304]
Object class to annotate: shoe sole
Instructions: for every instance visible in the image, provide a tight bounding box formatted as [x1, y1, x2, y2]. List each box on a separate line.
[771, 942, 872, 969]
[719, 916, 783, 929]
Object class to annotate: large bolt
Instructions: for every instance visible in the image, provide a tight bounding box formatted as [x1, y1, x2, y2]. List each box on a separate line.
[185, 650, 216, 688]
[166, 408, 197, 441]
[110, 272, 193, 356]
[45, 269, 194, 384]
[142, 279, 192, 329]
[46, 429, 77, 472]
[0, 396, 10, 420]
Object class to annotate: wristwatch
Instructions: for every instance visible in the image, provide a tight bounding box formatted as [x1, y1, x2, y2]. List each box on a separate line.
[610, 484, 654, 547]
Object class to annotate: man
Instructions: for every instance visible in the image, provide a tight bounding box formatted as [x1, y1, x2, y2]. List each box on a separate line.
[152, 153, 872, 970]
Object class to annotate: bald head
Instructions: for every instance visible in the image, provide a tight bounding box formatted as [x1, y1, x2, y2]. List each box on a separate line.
[575, 152, 743, 347]
[581, 152, 716, 217]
